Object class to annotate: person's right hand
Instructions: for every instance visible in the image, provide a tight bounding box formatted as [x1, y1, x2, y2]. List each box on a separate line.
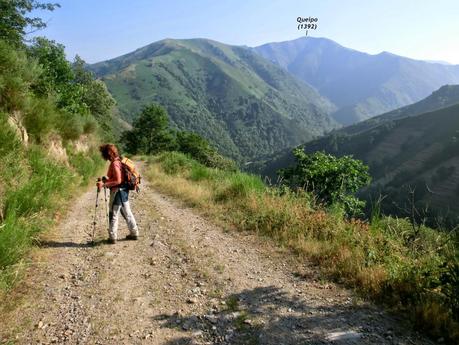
[96, 180, 104, 190]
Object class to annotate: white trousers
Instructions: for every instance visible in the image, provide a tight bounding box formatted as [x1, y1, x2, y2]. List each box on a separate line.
[108, 188, 138, 240]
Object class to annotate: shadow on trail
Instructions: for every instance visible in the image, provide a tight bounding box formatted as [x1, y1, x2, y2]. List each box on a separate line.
[37, 237, 138, 249]
[152, 285, 421, 345]
[37, 238, 112, 248]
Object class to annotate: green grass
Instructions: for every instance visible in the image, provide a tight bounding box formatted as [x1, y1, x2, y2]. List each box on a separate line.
[214, 171, 265, 202]
[147, 151, 459, 343]
[0, 117, 104, 293]
[225, 296, 239, 312]
[0, 146, 73, 291]
[68, 149, 102, 186]
[4, 148, 70, 218]
[189, 164, 215, 181]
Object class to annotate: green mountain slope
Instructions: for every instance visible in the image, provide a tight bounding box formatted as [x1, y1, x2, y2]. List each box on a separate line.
[257, 92, 459, 225]
[254, 85, 459, 176]
[255, 37, 459, 125]
[341, 84, 459, 135]
[90, 38, 338, 161]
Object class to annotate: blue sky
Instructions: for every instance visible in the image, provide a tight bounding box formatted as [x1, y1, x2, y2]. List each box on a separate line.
[32, 0, 459, 64]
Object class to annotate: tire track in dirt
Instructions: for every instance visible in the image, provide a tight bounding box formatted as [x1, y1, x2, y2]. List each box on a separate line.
[0, 166, 434, 345]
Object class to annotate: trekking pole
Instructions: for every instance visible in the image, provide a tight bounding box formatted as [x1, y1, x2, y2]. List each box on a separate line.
[91, 180, 101, 243]
[89, 178, 102, 244]
[103, 185, 110, 232]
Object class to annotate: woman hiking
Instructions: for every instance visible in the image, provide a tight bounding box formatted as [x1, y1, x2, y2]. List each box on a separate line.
[97, 144, 139, 244]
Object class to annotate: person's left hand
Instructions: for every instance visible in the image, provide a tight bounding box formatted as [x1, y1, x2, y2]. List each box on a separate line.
[96, 180, 104, 190]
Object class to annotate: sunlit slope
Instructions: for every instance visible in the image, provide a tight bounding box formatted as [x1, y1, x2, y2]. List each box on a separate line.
[90, 38, 338, 161]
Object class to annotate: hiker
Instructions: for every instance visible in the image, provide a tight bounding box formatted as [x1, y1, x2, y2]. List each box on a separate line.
[97, 144, 139, 244]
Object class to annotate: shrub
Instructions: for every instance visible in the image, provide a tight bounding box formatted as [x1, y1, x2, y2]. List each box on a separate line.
[23, 96, 59, 141]
[215, 172, 265, 202]
[0, 39, 40, 113]
[279, 148, 371, 216]
[56, 111, 85, 141]
[189, 164, 215, 181]
[82, 116, 98, 134]
[68, 149, 102, 185]
[157, 151, 194, 175]
[176, 130, 237, 170]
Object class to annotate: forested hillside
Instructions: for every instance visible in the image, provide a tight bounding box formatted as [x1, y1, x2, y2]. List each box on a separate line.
[90, 38, 338, 161]
[255, 37, 459, 125]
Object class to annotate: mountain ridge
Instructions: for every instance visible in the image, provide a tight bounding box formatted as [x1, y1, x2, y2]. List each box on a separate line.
[341, 84, 459, 135]
[254, 36, 459, 125]
[90, 38, 338, 161]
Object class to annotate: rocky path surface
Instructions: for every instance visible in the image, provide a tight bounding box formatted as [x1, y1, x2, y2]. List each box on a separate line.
[0, 169, 434, 345]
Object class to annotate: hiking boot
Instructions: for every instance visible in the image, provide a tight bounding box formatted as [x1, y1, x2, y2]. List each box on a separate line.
[125, 234, 138, 241]
[107, 238, 116, 244]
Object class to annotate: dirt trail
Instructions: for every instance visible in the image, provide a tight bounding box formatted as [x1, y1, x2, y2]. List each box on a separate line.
[0, 166, 434, 345]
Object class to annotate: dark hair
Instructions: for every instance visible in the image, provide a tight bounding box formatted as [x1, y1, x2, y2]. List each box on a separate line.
[99, 144, 119, 161]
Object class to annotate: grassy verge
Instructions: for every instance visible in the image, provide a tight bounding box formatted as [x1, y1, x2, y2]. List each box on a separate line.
[0, 120, 104, 294]
[146, 151, 459, 342]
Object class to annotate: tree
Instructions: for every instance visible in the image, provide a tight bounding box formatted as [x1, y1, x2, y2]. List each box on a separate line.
[176, 130, 236, 170]
[28, 37, 76, 98]
[0, 0, 60, 46]
[177, 131, 214, 162]
[279, 148, 371, 215]
[72, 55, 115, 138]
[72, 55, 93, 84]
[25, 38, 115, 139]
[0, 39, 39, 113]
[122, 104, 176, 154]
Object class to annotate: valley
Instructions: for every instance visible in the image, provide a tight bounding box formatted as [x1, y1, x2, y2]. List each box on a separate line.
[256, 86, 459, 226]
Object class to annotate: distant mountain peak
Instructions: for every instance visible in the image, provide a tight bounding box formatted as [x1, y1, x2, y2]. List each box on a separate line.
[425, 59, 453, 65]
[256, 36, 355, 52]
[377, 51, 399, 57]
[254, 37, 459, 125]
